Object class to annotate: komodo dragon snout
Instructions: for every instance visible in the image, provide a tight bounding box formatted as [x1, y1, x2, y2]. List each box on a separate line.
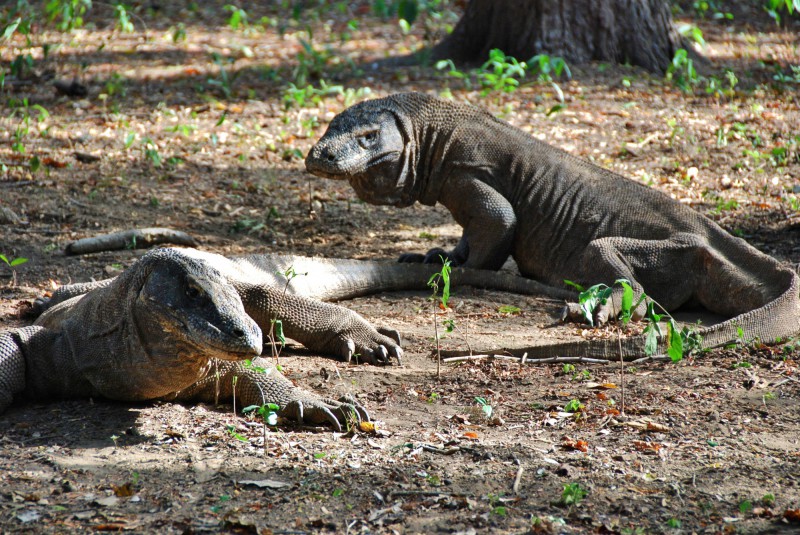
[137, 257, 262, 360]
[306, 104, 414, 207]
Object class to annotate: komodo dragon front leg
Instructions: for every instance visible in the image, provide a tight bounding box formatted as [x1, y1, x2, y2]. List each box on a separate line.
[236, 284, 403, 365]
[399, 178, 517, 270]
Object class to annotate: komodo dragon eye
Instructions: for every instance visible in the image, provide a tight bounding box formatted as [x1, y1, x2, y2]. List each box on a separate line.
[358, 131, 378, 148]
[185, 283, 203, 299]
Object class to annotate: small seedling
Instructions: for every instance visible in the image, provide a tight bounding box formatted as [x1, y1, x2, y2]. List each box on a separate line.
[0, 254, 28, 286]
[225, 424, 248, 442]
[475, 396, 493, 419]
[242, 403, 279, 426]
[561, 482, 587, 506]
[427, 258, 452, 377]
[563, 399, 584, 413]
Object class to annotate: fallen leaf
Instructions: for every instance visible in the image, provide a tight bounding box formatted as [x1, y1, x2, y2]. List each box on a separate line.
[112, 483, 134, 497]
[462, 432, 480, 440]
[562, 438, 589, 452]
[785, 509, 800, 523]
[585, 382, 618, 389]
[633, 440, 662, 453]
[359, 421, 376, 433]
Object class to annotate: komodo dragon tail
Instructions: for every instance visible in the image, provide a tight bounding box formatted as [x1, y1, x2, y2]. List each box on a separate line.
[443, 265, 800, 362]
[233, 254, 576, 302]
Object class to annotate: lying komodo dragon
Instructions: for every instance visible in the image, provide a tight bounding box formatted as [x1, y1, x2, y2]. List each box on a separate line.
[306, 92, 800, 357]
[0, 247, 569, 428]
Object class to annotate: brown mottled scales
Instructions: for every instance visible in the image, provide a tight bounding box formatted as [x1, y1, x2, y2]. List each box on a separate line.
[306, 92, 800, 358]
[0, 247, 570, 425]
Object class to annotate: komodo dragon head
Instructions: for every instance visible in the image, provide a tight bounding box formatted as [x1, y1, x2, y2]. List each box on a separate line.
[305, 95, 418, 207]
[129, 248, 263, 362]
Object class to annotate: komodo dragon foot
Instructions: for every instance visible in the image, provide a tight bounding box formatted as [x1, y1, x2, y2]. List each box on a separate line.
[280, 394, 369, 432]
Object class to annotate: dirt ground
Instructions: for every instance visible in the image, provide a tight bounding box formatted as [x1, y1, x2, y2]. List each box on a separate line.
[1, 1, 799, 533]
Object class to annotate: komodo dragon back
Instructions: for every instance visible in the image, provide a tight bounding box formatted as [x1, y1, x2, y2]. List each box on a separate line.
[307, 92, 800, 357]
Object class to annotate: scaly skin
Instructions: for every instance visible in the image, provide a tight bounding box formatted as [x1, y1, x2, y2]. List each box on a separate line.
[1, 248, 575, 423]
[306, 92, 800, 357]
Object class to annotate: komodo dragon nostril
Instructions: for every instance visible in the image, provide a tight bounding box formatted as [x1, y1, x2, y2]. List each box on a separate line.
[232, 327, 245, 338]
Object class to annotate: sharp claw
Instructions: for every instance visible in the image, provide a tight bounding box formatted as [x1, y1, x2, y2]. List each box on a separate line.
[391, 346, 403, 366]
[342, 339, 355, 363]
[295, 401, 304, 424]
[377, 326, 401, 345]
[324, 408, 342, 432]
[377, 345, 389, 364]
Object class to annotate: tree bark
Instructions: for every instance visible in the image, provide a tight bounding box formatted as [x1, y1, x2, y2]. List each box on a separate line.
[430, 0, 685, 73]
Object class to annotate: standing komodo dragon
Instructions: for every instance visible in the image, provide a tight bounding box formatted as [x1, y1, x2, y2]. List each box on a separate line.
[0, 247, 570, 425]
[306, 92, 800, 357]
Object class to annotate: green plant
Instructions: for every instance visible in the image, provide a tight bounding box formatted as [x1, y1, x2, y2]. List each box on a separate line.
[666, 518, 681, 529]
[292, 33, 334, 87]
[427, 258, 452, 377]
[45, 0, 92, 31]
[225, 424, 248, 442]
[764, 0, 799, 25]
[474, 396, 493, 418]
[561, 482, 587, 506]
[563, 399, 584, 413]
[282, 80, 344, 109]
[762, 493, 776, 506]
[0, 253, 28, 275]
[242, 402, 280, 426]
[267, 266, 307, 361]
[565, 278, 702, 362]
[208, 52, 240, 98]
[224, 4, 248, 31]
[773, 64, 800, 84]
[666, 49, 698, 92]
[140, 136, 162, 167]
[113, 3, 134, 33]
[477, 48, 527, 95]
[8, 98, 50, 155]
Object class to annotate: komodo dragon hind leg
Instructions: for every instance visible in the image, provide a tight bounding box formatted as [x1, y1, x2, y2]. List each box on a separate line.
[562, 233, 720, 326]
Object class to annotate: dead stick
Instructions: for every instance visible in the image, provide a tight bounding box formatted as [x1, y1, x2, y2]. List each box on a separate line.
[65, 228, 198, 255]
[512, 463, 524, 494]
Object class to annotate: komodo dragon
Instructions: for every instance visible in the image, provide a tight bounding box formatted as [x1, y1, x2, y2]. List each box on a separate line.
[0, 247, 570, 425]
[306, 92, 800, 358]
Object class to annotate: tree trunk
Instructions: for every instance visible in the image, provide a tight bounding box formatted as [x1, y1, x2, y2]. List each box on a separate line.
[430, 0, 685, 73]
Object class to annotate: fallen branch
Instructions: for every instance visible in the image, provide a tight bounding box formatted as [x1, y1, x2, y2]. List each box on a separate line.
[65, 228, 198, 255]
[442, 352, 611, 365]
[512, 462, 524, 494]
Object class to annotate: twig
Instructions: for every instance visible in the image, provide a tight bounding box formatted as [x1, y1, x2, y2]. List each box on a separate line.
[65, 227, 198, 255]
[442, 353, 611, 365]
[512, 462, 524, 494]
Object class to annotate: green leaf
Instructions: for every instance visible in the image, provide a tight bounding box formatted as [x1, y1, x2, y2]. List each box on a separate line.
[644, 324, 660, 356]
[29, 156, 40, 172]
[0, 255, 8, 265]
[616, 279, 634, 324]
[12, 256, 30, 266]
[497, 305, 521, 314]
[563, 279, 585, 292]
[272, 319, 285, 347]
[2, 18, 21, 41]
[397, 0, 418, 25]
[667, 320, 684, 362]
[440, 259, 451, 308]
